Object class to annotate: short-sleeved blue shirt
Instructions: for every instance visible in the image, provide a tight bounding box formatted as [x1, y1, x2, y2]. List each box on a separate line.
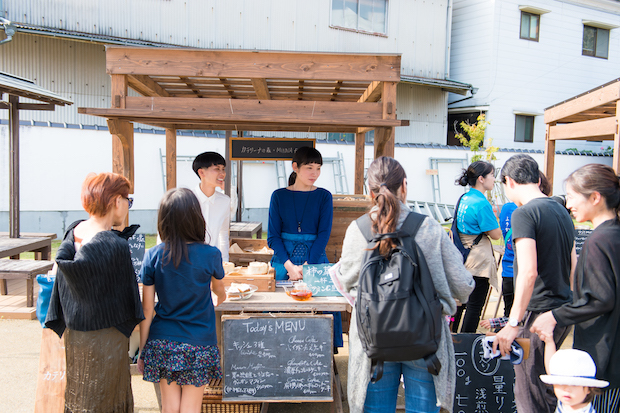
[139, 242, 225, 347]
[456, 188, 499, 235]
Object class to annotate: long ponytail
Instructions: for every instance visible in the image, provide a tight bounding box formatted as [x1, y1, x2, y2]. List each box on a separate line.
[366, 157, 407, 257]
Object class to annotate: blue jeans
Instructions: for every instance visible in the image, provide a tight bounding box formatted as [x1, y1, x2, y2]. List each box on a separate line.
[364, 359, 439, 413]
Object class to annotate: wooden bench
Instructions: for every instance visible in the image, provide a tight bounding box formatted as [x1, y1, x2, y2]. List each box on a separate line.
[229, 221, 262, 239]
[0, 260, 55, 307]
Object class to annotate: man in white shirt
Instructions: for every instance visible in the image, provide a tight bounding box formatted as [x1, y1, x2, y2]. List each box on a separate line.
[191, 152, 231, 262]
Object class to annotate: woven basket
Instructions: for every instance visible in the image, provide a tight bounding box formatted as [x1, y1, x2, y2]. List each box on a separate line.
[202, 379, 262, 413]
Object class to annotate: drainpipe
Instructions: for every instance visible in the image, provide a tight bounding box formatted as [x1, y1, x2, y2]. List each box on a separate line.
[445, 0, 453, 79]
[0, 16, 16, 45]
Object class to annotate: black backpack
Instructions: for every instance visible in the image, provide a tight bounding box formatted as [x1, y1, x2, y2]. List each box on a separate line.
[450, 194, 483, 263]
[355, 212, 443, 382]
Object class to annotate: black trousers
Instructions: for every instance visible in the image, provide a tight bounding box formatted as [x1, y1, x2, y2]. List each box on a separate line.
[452, 276, 490, 333]
[502, 276, 514, 317]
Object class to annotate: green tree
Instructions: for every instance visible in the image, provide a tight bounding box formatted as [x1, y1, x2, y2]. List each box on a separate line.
[455, 114, 498, 162]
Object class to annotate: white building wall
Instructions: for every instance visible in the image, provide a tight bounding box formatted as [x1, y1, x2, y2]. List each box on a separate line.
[2, 0, 456, 144]
[450, 0, 620, 152]
[0, 124, 611, 236]
[4, 0, 451, 77]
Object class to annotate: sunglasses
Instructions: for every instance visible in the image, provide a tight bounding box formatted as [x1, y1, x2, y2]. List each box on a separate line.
[125, 197, 134, 209]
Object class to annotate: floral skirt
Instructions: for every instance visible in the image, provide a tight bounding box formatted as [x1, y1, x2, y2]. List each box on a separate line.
[141, 339, 222, 387]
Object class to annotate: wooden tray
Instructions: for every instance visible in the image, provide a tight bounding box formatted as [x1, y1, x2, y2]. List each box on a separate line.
[222, 268, 275, 292]
[228, 238, 273, 266]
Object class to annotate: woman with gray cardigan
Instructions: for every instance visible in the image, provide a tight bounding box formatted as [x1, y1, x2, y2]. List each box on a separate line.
[335, 157, 474, 413]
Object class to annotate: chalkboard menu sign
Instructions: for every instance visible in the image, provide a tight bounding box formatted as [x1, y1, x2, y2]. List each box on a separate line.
[574, 228, 593, 257]
[453, 334, 516, 413]
[303, 264, 341, 297]
[229, 137, 315, 161]
[128, 234, 145, 282]
[222, 314, 333, 402]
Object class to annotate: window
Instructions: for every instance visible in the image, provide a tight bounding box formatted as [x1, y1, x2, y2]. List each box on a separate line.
[447, 112, 483, 146]
[331, 0, 388, 35]
[520, 12, 540, 41]
[582, 25, 609, 59]
[514, 115, 534, 143]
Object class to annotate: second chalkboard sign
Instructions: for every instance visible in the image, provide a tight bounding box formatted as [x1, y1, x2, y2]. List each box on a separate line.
[453, 333, 517, 413]
[229, 137, 315, 161]
[222, 314, 333, 402]
[303, 264, 341, 297]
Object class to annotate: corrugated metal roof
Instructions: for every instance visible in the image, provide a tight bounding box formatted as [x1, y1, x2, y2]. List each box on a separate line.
[0, 71, 73, 105]
[400, 75, 473, 96]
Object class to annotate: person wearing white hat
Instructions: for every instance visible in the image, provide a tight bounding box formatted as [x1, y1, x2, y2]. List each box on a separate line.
[541, 335, 609, 413]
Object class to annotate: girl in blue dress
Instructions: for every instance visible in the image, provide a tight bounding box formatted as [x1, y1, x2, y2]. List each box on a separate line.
[268, 146, 343, 349]
[138, 188, 227, 413]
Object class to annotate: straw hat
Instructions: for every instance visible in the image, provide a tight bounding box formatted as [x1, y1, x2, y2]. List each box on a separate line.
[540, 349, 609, 388]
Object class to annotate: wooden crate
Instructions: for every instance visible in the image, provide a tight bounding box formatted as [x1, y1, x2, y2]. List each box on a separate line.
[326, 195, 371, 262]
[202, 379, 262, 413]
[228, 238, 273, 267]
[222, 268, 275, 292]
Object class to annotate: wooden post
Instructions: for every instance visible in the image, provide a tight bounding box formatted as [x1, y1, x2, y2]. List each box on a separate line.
[543, 122, 556, 194]
[613, 101, 620, 174]
[109, 74, 132, 228]
[108, 119, 134, 229]
[165, 128, 177, 191]
[355, 131, 365, 194]
[236, 132, 243, 222]
[8, 94, 19, 238]
[225, 130, 232, 198]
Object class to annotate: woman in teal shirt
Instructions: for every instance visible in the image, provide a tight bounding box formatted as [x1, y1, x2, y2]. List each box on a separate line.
[454, 161, 502, 332]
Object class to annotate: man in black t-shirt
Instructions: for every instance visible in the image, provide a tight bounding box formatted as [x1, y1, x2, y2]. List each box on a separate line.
[493, 154, 575, 413]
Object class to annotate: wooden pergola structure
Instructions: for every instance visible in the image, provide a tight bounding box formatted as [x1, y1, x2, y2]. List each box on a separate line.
[79, 46, 407, 201]
[544, 78, 620, 189]
[1, 72, 72, 237]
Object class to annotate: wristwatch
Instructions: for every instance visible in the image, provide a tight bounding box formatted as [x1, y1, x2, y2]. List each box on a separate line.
[508, 317, 519, 328]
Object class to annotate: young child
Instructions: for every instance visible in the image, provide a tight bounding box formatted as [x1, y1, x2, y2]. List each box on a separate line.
[192, 151, 231, 262]
[540, 335, 609, 412]
[138, 188, 227, 413]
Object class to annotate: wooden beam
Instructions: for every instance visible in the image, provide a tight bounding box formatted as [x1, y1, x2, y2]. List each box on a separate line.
[548, 117, 616, 140]
[358, 81, 383, 103]
[106, 47, 401, 82]
[355, 131, 366, 194]
[127, 74, 170, 97]
[0, 102, 56, 111]
[545, 80, 620, 124]
[544, 123, 556, 194]
[147, 122, 362, 133]
[251, 78, 271, 100]
[79, 97, 405, 127]
[165, 128, 177, 191]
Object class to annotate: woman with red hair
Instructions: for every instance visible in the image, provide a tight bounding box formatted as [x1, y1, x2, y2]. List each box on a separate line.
[46, 172, 144, 413]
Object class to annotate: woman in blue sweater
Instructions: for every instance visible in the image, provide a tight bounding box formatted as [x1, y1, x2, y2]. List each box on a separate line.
[268, 146, 342, 348]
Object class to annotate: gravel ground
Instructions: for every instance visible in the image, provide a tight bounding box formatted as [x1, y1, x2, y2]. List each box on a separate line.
[2, 292, 531, 412]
